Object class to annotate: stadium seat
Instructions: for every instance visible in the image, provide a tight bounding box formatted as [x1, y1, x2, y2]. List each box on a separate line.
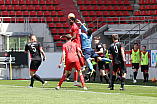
[16, 11, 22, 17]
[139, 0, 144, 4]
[35, 5, 41, 11]
[110, 11, 116, 16]
[54, 35, 60, 41]
[55, 5, 61, 11]
[82, 11, 88, 17]
[53, 0, 59, 5]
[94, 23, 101, 28]
[146, 5, 151, 10]
[97, 0, 103, 5]
[0, 0, 4, 5]
[32, 17, 39, 23]
[107, 17, 112, 21]
[114, 5, 120, 11]
[60, 17, 66, 22]
[147, 10, 152, 15]
[127, 5, 133, 11]
[65, 29, 70, 34]
[104, 0, 110, 5]
[26, 0, 31, 5]
[92, 17, 98, 21]
[152, 5, 157, 10]
[141, 11, 146, 15]
[3, 18, 10, 23]
[113, 17, 119, 22]
[116, 11, 123, 16]
[134, 11, 140, 16]
[7, 5, 13, 11]
[46, 0, 52, 5]
[56, 41, 63, 47]
[148, 17, 154, 20]
[103, 11, 109, 16]
[48, 5, 54, 11]
[107, 5, 113, 10]
[79, 5, 85, 11]
[23, 11, 29, 17]
[89, 11, 95, 16]
[44, 11, 50, 17]
[51, 11, 57, 16]
[102, 22, 107, 26]
[154, 16, 157, 20]
[5, 0, 11, 5]
[14, 5, 20, 11]
[37, 11, 43, 17]
[93, 29, 97, 32]
[58, 11, 64, 17]
[135, 17, 141, 21]
[62, 23, 69, 28]
[110, 0, 116, 5]
[19, 0, 25, 5]
[49, 23, 55, 28]
[18, 17, 25, 23]
[39, 0, 45, 5]
[123, 11, 129, 16]
[2, 11, 8, 16]
[56, 23, 62, 28]
[85, 17, 92, 22]
[30, 11, 37, 17]
[46, 17, 53, 22]
[11, 17, 18, 23]
[77, 0, 83, 5]
[51, 29, 58, 34]
[12, 0, 18, 5]
[99, 18, 105, 22]
[32, 0, 38, 5]
[1, 5, 6, 11]
[124, 0, 130, 5]
[129, 17, 135, 21]
[93, 5, 99, 11]
[88, 23, 94, 28]
[139, 5, 145, 10]
[53, 17, 60, 22]
[58, 29, 64, 34]
[153, 10, 157, 15]
[42, 5, 48, 11]
[84, 0, 90, 5]
[120, 17, 125, 21]
[141, 17, 147, 20]
[100, 5, 106, 10]
[117, 0, 123, 5]
[9, 11, 15, 17]
[86, 5, 92, 11]
[120, 5, 126, 10]
[28, 5, 34, 11]
[39, 18, 46, 23]
[90, 0, 96, 5]
[21, 5, 27, 11]
[145, 0, 150, 4]
[96, 11, 102, 17]
[151, 0, 156, 4]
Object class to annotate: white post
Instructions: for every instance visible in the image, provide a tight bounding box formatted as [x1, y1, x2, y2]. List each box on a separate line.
[7, 36, 9, 52]
[19, 37, 20, 51]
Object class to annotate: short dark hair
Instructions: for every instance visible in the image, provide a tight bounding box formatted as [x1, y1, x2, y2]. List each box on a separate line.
[142, 45, 146, 48]
[134, 43, 138, 45]
[69, 17, 75, 22]
[112, 34, 119, 40]
[29, 34, 35, 39]
[87, 28, 93, 36]
[65, 34, 72, 40]
[94, 36, 100, 40]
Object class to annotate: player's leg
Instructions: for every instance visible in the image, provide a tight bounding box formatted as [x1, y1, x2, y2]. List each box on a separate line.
[97, 57, 112, 63]
[28, 71, 36, 88]
[93, 64, 96, 81]
[133, 63, 139, 83]
[120, 73, 126, 90]
[141, 65, 146, 83]
[145, 65, 149, 82]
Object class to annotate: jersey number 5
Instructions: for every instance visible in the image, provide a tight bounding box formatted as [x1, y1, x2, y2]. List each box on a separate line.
[114, 45, 118, 53]
[67, 45, 72, 52]
[31, 45, 36, 52]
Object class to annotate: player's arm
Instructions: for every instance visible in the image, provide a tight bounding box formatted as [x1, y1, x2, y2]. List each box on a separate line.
[25, 44, 28, 53]
[121, 47, 126, 62]
[77, 19, 88, 33]
[72, 33, 76, 41]
[95, 48, 103, 54]
[58, 51, 65, 68]
[40, 48, 46, 61]
[148, 52, 151, 67]
[77, 47, 84, 57]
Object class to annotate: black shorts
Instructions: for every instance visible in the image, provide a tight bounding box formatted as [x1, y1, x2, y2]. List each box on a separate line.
[141, 65, 149, 72]
[132, 63, 139, 69]
[105, 64, 110, 71]
[93, 64, 97, 71]
[98, 61, 105, 70]
[113, 62, 126, 74]
[30, 60, 41, 71]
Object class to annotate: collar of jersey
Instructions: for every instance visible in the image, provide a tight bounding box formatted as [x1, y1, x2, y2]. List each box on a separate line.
[114, 40, 118, 42]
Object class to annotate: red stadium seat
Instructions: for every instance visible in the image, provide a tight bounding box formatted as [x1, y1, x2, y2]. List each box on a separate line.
[135, 17, 141, 21]
[141, 17, 147, 20]
[18, 17, 25, 23]
[23, 11, 29, 17]
[37, 11, 43, 17]
[16, 11, 22, 17]
[107, 5, 113, 10]
[28, 5, 34, 11]
[103, 11, 109, 16]
[46, 17, 53, 22]
[153, 10, 157, 15]
[56, 41, 63, 47]
[44, 11, 50, 17]
[100, 5, 106, 11]
[77, 0, 83, 5]
[85, 17, 92, 22]
[88, 23, 94, 28]
[84, 0, 90, 5]
[113, 17, 119, 21]
[96, 11, 102, 17]
[110, 11, 116, 16]
[120, 5, 126, 10]
[123, 11, 129, 16]
[35, 5, 41, 11]
[1, 5, 6, 11]
[145, 0, 150, 4]
[53, 0, 59, 5]
[129, 17, 135, 21]
[32, 17, 39, 23]
[39, 18, 46, 23]
[3, 18, 10, 23]
[48, 5, 54, 11]
[54, 35, 60, 40]
[79, 5, 85, 11]
[110, 0, 116, 5]
[151, 0, 156, 4]
[154, 16, 157, 21]
[82, 11, 88, 17]
[51, 29, 58, 34]
[147, 10, 152, 15]
[51, 11, 57, 16]
[26, 0, 31, 5]
[93, 5, 99, 11]
[41, 5, 48, 11]
[146, 5, 151, 10]
[14, 5, 20, 11]
[63, 23, 69, 28]
[53, 17, 60, 22]
[92, 17, 98, 21]
[12, 0, 18, 5]
[5, 0, 11, 5]
[107, 17, 112, 21]
[19, 0, 25, 5]
[58, 11, 64, 17]
[7, 5, 13, 11]
[124, 0, 130, 5]
[0, 0, 4, 5]
[116, 11, 123, 16]
[56, 23, 62, 28]
[99, 18, 105, 22]
[30, 11, 37, 17]
[104, 0, 110, 5]
[65, 29, 70, 34]
[32, 0, 38, 5]
[97, 0, 103, 5]
[86, 5, 92, 11]
[11, 17, 17, 23]
[9, 11, 15, 17]
[60, 17, 66, 22]
[141, 11, 146, 15]
[39, 0, 45, 5]
[127, 5, 133, 11]
[55, 5, 61, 11]
[46, 0, 52, 5]
[139, 5, 145, 10]
[91, 0, 96, 5]
[148, 17, 154, 20]
[94, 23, 101, 28]
[114, 5, 120, 11]
[89, 11, 95, 16]
[21, 5, 27, 11]
[134, 11, 140, 16]
[139, 0, 144, 4]
[152, 5, 157, 10]
[49, 23, 55, 28]
[102, 22, 107, 26]
[93, 29, 97, 32]
[58, 29, 65, 34]
[117, 0, 123, 5]
[120, 17, 125, 21]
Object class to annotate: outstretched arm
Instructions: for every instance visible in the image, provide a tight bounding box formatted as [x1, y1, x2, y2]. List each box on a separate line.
[77, 19, 88, 33]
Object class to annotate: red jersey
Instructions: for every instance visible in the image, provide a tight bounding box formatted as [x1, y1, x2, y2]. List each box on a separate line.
[69, 23, 81, 46]
[62, 41, 79, 64]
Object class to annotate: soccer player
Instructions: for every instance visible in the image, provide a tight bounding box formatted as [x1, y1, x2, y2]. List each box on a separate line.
[140, 46, 150, 83]
[55, 34, 87, 90]
[25, 34, 47, 88]
[130, 43, 141, 83]
[108, 34, 126, 90]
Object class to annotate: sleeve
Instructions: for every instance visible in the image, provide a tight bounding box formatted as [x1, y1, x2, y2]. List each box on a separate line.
[120, 42, 125, 50]
[38, 42, 42, 50]
[25, 44, 29, 51]
[62, 45, 65, 52]
[148, 52, 150, 58]
[108, 46, 111, 54]
[130, 50, 132, 55]
[79, 27, 82, 34]
[81, 24, 88, 33]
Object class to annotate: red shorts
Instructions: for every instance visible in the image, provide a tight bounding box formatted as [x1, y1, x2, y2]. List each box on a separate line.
[65, 62, 81, 71]
[79, 57, 85, 67]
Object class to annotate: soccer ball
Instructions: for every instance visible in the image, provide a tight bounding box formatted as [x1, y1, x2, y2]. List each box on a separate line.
[152, 78, 156, 82]
[68, 13, 75, 19]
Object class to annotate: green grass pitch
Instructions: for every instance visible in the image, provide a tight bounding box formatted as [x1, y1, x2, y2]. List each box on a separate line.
[0, 80, 157, 104]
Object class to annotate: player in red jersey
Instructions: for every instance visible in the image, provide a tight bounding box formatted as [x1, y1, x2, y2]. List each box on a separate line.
[55, 34, 87, 90]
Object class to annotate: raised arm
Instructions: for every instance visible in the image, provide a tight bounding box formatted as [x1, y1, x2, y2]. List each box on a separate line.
[77, 19, 88, 33]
